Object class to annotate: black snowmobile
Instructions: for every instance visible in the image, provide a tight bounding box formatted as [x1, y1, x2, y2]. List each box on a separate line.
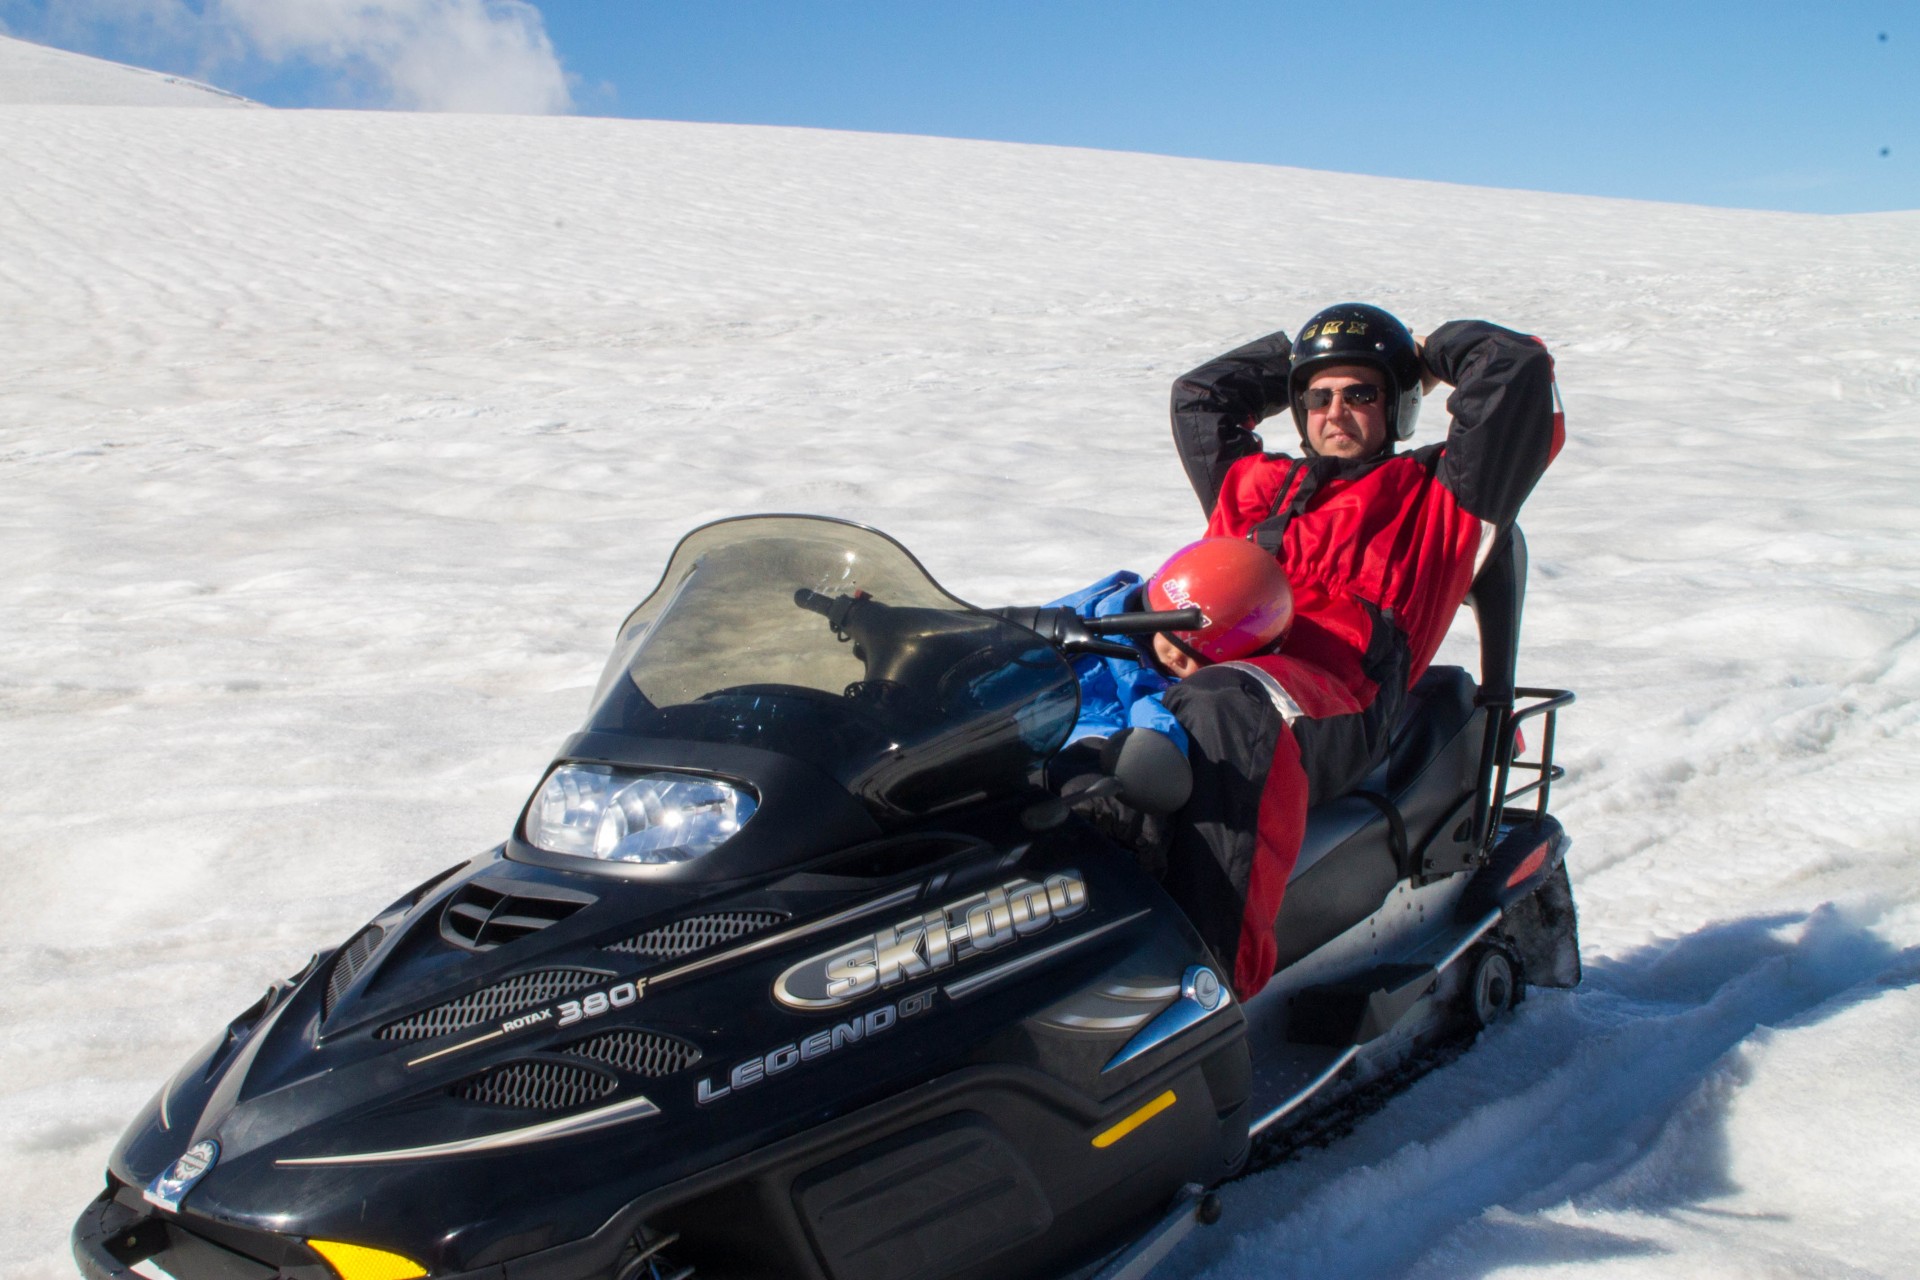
[74, 514, 1577, 1280]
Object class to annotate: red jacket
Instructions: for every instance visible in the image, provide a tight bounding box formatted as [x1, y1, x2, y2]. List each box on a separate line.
[1173, 320, 1565, 708]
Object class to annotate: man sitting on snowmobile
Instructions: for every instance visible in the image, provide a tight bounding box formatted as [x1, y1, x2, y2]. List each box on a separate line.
[1141, 303, 1564, 1001]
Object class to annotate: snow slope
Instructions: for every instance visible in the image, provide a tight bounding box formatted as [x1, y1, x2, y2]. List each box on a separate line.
[0, 34, 255, 107]
[5, 34, 1920, 1280]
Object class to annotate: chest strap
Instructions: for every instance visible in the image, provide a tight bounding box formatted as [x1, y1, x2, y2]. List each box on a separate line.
[1250, 457, 1337, 554]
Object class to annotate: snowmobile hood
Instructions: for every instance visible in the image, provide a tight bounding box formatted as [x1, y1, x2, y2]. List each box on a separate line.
[104, 822, 1206, 1275]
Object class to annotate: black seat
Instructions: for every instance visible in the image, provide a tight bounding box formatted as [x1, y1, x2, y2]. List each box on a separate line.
[1269, 528, 1528, 970]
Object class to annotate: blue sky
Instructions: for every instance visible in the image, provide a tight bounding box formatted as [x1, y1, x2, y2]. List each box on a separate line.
[3, 1, 1912, 213]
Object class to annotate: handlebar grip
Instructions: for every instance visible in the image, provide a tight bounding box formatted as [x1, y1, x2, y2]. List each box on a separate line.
[1085, 608, 1204, 636]
[793, 588, 833, 616]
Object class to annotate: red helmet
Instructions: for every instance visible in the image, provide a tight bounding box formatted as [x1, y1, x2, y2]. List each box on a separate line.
[1144, 538, 1293, 663]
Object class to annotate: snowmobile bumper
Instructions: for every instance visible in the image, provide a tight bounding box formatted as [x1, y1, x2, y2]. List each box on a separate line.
[72, 1187, 155, 1280]
[73, 1178, 330, 1280]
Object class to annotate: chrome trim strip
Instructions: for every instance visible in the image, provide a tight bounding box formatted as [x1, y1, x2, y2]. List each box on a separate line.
[1102, 966, 1232, 1073]
[275, 1095, 662, 1165]
[648, 885, 925, 988]
[943, 911, 1148, 1001]
[1249, 1046, 1359, 1137]
[1432, 909, 1503, 974]
[1237, 914, 1501, 1134]
[406, 1027, 505, 1069]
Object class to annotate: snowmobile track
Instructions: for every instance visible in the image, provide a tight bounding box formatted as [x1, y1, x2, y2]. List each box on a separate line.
[1235, 1030, 1477, 1181]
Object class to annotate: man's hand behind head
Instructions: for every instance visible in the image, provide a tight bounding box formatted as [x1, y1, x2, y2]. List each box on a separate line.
[1412, 334, 1442, 396]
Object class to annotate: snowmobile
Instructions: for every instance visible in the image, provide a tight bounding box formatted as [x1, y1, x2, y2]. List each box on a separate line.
[73, 514, 1578, 1280]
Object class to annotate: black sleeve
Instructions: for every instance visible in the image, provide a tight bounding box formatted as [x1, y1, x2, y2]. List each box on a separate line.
[1169, 329, 1292, 515]
[1424, 320, 1559, 526]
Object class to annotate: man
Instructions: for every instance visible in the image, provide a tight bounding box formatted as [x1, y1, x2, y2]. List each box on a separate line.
[1152, 303, 1564, 999]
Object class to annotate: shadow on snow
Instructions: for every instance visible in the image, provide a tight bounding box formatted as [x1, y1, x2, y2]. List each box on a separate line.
[1163, 902, 1917, 1280]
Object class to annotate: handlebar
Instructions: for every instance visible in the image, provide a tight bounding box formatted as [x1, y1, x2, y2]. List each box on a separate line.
[793, 587, 867, 635]
[988, 605, 1201, 662]
[1083, 608, 1203, 636]
[796, 590, 1201, 666]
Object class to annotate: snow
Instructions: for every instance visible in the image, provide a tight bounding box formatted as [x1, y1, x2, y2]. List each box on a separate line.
[0, 34, 256, 107]
[5, 33, 1920, 1280]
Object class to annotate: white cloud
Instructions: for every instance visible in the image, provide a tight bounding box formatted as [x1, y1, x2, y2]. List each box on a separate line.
[11, 0, 212, 55]
[214, 0, 571, 113]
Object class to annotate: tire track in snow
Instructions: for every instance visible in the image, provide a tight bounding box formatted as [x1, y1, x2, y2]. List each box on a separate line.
[1169, 906, 1918, 1278]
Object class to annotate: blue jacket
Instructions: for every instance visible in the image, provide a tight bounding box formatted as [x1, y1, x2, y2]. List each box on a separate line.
[1048, 572, 1189, 755]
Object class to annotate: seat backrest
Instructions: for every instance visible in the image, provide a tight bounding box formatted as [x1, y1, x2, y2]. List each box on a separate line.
[1462, 525, 1527, 706]
[1460, 524, 1530, 853]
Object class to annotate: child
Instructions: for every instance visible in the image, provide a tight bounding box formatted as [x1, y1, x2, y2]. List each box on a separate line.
[1051, 537, 1294, 757]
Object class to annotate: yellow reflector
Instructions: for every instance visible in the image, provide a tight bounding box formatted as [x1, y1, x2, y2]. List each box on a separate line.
[307, 1238, 427, 1280]
[1091, 1089, 1177, 1149]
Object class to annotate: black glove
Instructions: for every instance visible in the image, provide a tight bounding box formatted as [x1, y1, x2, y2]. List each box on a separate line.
[1060, 774, 1170, 879]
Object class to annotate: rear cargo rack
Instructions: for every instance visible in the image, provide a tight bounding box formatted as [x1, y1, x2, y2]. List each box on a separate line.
[1477, 686, 1573, 850]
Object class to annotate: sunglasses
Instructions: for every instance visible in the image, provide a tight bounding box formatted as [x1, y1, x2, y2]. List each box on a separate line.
[1300, 384, 1383, 411]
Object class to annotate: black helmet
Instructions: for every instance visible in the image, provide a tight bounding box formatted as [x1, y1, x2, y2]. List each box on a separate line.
[1288, 302, 1424, 446]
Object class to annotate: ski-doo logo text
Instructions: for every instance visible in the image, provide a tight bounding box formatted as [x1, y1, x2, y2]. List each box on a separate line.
[773, 872, 1089, 1011]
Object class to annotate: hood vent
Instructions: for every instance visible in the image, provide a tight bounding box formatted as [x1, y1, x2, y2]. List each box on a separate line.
[607, 910, 789, 959]
[323, 924, 385, 1017]
[453, 1060, 617, 1111]
[441, 878, 597, 952]
[375, 967, 607, 1041]
[403, 860, 467, 909]
[562, 1029, 701, 1078]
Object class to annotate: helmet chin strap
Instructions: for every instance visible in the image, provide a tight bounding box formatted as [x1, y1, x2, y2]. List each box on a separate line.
[1160, 630, 1211, 668]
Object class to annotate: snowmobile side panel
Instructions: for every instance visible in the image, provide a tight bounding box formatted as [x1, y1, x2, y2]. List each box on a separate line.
[1288, 962, 1439, 1047]
[792, 1115, 1055, 1280]
[1081, 1184, 1220, 1280]
[432, 1030, 1247, 1280]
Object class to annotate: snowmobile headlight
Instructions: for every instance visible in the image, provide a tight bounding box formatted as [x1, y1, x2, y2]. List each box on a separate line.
[526, 764, 758, 864]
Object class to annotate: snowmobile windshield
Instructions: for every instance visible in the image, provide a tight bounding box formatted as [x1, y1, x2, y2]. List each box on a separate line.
[584, 516, 1079, 821]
